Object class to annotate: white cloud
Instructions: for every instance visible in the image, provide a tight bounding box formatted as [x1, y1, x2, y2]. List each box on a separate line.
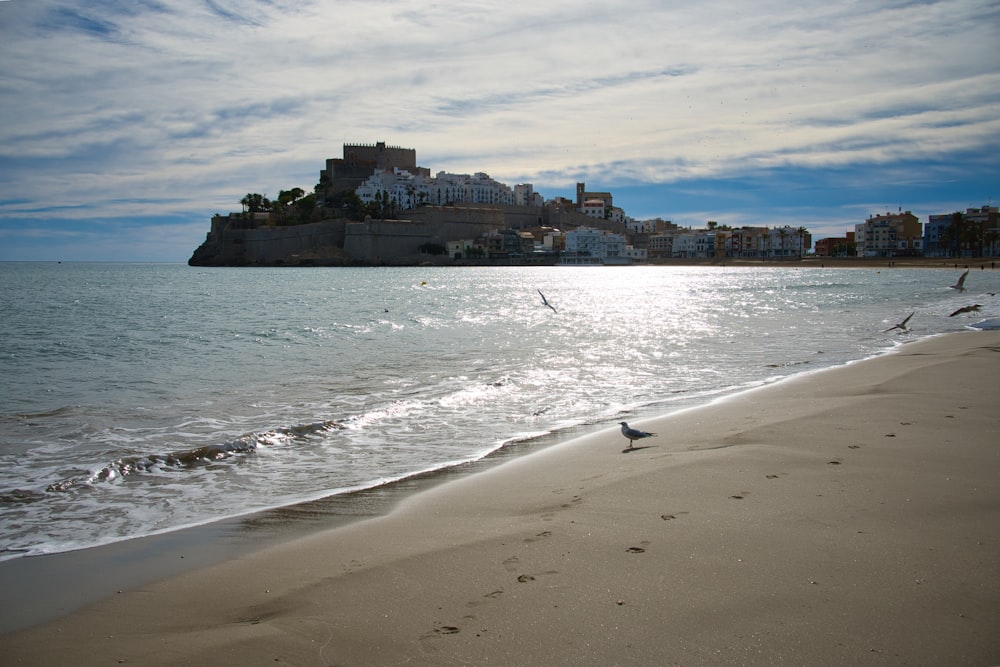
[0, 0, 997, 258]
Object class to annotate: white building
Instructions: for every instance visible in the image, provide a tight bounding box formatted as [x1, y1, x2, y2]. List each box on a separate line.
[623, 245, 648, 262]
[580, 198, 606, 220]
[513, 183, 544, 207]
[356, 169, 521, 210]
[561, 228, 629, 264]
[626, 218, 659, 234]
[854, 211, 921, 258]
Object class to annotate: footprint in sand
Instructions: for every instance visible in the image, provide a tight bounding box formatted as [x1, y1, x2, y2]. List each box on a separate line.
[503, 556, 520, 572]
[627, 540, 651, 553]
[517, 574, 536, 583]
[421, 625, 462, 641]
[523, 531, 552, 544]
[560, 495, 583, 509]
[467, 590, 502, 608]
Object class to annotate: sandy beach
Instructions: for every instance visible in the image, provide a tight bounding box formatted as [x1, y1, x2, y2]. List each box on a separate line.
[2, 331, 999, 665]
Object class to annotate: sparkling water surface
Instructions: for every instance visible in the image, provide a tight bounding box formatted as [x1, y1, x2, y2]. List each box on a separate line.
[2, 262, 998, 559]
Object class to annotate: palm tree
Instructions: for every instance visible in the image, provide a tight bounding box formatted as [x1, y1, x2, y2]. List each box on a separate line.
[947, 211, 966, 257]
[984, 227, 999, 258]
[240, 193, 270, 215]
[797, 226, 810, 256]
[967, 219, 985, 257]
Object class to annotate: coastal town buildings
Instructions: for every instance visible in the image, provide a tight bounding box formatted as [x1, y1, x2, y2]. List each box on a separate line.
[561, 227, 630, 264]
[645, 225, 811, 260]
[626, 218, 675, 234]
[814, 232, 856, 257]
[964, 205, 1000, 257]
[513, 183, 542, 207]
[580, 198, 607, 220]
[855, 210, 922, 257]
[925, 213, 953, 258]
[356, 168, 529, 209]
[925, 206, 1000, 258]
[192, 140, 1000, 267]
[576, 183, 612, 210]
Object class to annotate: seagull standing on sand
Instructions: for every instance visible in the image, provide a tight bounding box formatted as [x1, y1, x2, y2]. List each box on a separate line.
[883, 311, 914, 332]
[620, 421, 656, 448]
[537, 289, 558, 313]
[950, 269, 969, 292]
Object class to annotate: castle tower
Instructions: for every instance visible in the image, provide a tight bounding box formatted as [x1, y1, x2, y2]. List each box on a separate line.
[324, 142, 420, 193]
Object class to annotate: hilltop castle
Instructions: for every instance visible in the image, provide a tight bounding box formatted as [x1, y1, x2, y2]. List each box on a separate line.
[189, 141, 821, 266]
[323, 142, 429, 193]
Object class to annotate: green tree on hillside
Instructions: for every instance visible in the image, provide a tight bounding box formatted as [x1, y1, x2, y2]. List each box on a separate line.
[277, 188, 306, 207]
[323, 189, 367, 220]
[240, 193, 271, 215]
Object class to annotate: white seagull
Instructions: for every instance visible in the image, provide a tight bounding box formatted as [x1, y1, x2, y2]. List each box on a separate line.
[620, 421, 656, 448]
[537, 289, 558, 313]
[950, 269, 969, 292]
[883, 311, 914, 333]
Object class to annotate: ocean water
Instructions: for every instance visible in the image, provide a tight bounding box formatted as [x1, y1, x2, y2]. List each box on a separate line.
[1, 262, 998, 561]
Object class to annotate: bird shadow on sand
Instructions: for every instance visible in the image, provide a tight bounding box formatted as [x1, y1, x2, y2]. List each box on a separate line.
[621, 445, 657, 454]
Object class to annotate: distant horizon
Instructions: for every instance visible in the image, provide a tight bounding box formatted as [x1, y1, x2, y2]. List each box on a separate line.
[2, 1, 997, 262]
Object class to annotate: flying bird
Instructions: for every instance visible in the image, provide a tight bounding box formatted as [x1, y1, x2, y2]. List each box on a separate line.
[537, 289, 557, 313]
[950, 269, 969, 292]
[883, 311, 914, 332]
[949, 304, 982, 317]
[619, 421, 656, 448]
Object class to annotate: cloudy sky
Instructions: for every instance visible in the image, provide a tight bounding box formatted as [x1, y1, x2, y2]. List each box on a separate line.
[1, 0, 997, 261]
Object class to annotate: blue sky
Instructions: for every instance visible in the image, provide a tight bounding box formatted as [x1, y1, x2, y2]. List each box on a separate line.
[1, 0, 998, 261]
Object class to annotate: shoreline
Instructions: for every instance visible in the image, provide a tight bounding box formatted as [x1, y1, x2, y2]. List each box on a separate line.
[0, 423, 586, 635]
[3, 331, 999, 665]
[8, 257, 1000, 269]
[0, 330, 936, 635]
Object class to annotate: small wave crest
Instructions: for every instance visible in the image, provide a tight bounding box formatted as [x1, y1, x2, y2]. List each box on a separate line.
[37, 419, 344, 494]
[0, 488, 47, 504]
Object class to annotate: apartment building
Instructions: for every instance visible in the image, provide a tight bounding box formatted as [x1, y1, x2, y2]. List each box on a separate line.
[356, 169, 519, 210]
[854, 211, 922, 257]
[925, 206, 1000, 257]
[561, 227, 629, 264]
[814, 232, 855, 257]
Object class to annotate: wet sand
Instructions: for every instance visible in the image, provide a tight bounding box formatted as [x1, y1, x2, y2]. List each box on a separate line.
[2, 331, 999, 665]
